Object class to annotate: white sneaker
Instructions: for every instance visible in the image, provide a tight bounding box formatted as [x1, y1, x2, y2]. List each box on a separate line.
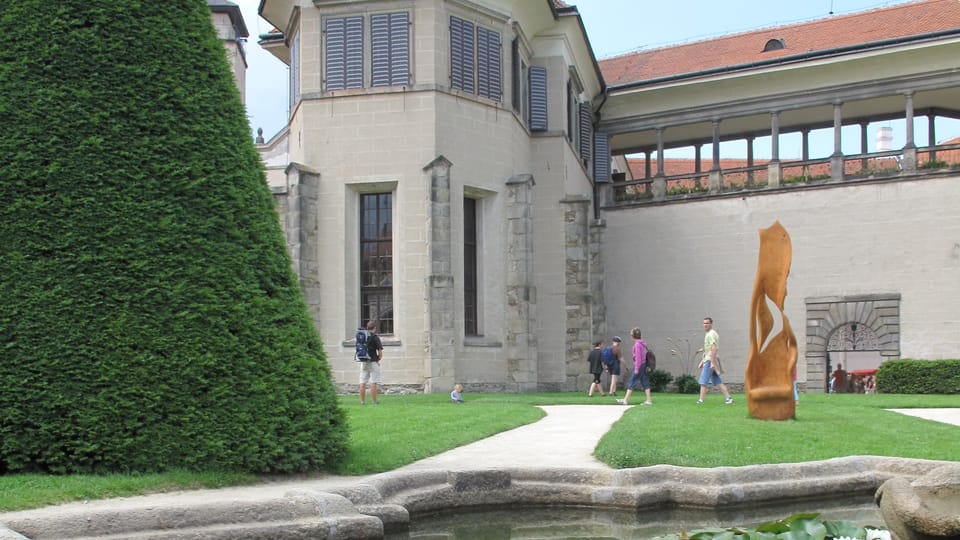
[725, 397, 734, 404]
[616, 399, 627, 405]
[642, 401, 652, 406]
[696, 399, 704, 404]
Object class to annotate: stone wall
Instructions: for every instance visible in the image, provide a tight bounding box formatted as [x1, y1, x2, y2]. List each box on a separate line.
[601, 173, 960, 386]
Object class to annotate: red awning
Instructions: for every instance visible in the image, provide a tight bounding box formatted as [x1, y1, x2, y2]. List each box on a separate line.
[850, 369, 877, 376]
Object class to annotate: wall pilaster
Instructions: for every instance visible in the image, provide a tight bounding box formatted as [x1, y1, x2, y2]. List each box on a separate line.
[505, 173, 538, 391]
[423, 156, 455, 393]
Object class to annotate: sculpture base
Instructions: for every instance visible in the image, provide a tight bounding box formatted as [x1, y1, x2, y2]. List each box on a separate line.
[747, 385, 796, 420]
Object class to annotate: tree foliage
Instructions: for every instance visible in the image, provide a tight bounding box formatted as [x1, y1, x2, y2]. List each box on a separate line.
[0, 0, 347, 473]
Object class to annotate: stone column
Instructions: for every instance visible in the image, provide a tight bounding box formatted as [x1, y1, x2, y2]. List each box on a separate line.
[802, 129, 811, 178]
[505, 173, 537, 392]
[902, 92, 917, 172]
[653, 128, 666, 200]
[858, 123, 868, 172]
[423, 156, 456, 393]
[284, 162, 321, 326]
[830, 102, 845, 181]
[709, 120, 722, 193]
[563, 196, 592, 391]
[768, 112, 781, 187]
[694, 143, 703, 190]
[928, 112, 937, 162]
[746, 136, 755, 186]
[588, 218, 607, 355]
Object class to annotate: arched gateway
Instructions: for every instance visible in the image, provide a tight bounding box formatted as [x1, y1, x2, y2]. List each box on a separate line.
[804, 294, 901, 393]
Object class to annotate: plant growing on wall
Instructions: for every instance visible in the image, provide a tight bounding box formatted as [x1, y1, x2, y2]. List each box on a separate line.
[0, 0, 346, 474]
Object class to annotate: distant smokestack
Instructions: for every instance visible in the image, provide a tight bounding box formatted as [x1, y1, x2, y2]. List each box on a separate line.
[876, 126, 893, 151]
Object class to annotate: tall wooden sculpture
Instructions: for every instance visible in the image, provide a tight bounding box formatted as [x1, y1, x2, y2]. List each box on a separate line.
[746, 221, 798, 420]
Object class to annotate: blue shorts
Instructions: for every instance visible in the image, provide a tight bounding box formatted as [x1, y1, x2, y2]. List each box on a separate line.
[626, 370, 650, 390]
[605, 362, 620, 376]
[698, 362, 723, 386]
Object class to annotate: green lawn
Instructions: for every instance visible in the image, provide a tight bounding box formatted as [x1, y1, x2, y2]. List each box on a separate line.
[0, 392, 956, 512]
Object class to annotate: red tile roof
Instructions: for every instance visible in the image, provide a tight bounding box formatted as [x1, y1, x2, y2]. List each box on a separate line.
[599, 0, 960, 87]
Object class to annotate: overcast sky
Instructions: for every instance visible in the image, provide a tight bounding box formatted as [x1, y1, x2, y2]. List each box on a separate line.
[233, 0, 945, 155]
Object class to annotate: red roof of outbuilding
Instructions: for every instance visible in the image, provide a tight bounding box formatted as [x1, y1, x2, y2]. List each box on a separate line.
[599, 0, 960, 86]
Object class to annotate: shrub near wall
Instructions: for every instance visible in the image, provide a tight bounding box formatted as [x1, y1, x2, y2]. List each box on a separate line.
[876, 359, 960, 394]
[0, 0, 347, 473]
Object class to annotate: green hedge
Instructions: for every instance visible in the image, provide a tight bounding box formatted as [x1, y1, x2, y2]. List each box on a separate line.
[876, 359, 960, 394]
[0, 0, 347, 474]
[674, 374, 701, 394]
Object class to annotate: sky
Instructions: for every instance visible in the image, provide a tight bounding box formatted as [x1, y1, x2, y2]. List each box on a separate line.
[233, 0, 928, 153]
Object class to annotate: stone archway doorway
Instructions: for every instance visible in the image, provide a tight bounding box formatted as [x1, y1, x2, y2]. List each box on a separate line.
[804, 294, 901, 393]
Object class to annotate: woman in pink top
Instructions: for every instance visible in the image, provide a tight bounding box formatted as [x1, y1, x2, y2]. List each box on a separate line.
[618, 327, 652, 405]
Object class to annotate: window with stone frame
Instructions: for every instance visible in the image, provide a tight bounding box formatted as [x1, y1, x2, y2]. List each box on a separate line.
[289, 25, 300, 109]
[450, 15, 502, 101]
[360, 193, 393, 334]
[324, 11, 410, 92]
[463, 197, 479, 336]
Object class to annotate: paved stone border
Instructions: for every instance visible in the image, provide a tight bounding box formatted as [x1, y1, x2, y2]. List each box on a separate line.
[1, 456, 953, 539]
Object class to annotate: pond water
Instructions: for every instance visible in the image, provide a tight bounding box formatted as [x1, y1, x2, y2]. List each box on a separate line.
[386, 495, 882, 539]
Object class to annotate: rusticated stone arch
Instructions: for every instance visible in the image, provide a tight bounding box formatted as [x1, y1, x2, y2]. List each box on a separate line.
[804, 294, 901, 393]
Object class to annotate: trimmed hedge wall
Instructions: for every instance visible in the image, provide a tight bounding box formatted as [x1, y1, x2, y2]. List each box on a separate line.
[0, 1, 347, 473]
[876, 359, 960, 394]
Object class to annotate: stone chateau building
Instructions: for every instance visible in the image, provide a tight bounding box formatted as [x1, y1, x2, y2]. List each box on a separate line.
[228, 0, 960, 394]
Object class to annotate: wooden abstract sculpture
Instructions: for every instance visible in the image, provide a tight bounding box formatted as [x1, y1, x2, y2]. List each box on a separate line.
[746, 221, 798, 420]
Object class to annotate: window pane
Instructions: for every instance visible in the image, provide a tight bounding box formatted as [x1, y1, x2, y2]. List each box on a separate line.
[360, 193, 394, 334]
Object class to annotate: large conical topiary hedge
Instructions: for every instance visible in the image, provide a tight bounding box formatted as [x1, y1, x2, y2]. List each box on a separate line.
[0, 0, 347, 474]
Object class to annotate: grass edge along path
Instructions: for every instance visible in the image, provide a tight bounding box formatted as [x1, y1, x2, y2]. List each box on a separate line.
[1, 392, 957, 512]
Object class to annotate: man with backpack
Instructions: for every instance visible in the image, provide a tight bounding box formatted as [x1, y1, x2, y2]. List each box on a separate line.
[601, 336, 624, 397]
[356, 320, 383, 405]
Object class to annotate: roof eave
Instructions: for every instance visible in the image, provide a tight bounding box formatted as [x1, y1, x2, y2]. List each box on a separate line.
[609, 29, 960, 92]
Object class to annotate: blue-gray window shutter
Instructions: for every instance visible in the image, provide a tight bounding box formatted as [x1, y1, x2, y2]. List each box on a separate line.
[528, 66, 547, 131]
[594, 132, 611, 183]
[450, 16, 475, 94]
[477, 26, 501, 101]
[579, 102, 593, 163]
[371, 12, 410, 87]
[325, 16, 364, 91]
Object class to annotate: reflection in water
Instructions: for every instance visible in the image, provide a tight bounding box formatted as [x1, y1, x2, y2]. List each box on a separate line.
[387, 496, 882, 539]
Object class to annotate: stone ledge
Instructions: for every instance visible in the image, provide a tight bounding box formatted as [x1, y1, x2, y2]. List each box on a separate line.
[1, 457, 953, 539]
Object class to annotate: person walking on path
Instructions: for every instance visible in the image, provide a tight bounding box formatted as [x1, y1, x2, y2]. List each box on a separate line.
[587, 340, 606, 396]
[358, 320, 383, 405]
[602, 336, 624, 397]
[619, 327, 652, 405]
[697, 317, 733, 404]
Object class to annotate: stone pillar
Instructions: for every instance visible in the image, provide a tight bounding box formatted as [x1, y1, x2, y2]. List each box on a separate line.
[588, 218, 607, 352]
[654, 128, 666, 200]
[802, 129, 811, 178]
[830, 102, 845, 181]
[709, 120, 722, 193]
[423, 156, 456, 393]
[928, 112, 937, 162]
[505, 173, 537, 392]
[859, 123, 869, 172]
[694, 143, 703, 190]
[563, 196, 592, 391]
[284, 162, 321, 327]
[768, 112, 781, 187]
[902, 92, 917, 172]
[644, 151, 652, 195]
[746, 136, 755, 186]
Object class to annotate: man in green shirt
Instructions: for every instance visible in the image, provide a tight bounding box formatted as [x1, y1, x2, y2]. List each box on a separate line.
[697, 317, 733, 404]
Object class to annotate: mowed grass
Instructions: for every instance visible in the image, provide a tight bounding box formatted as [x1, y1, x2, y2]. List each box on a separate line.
[593, 392, 960, 468]
[0, 392, 957, 512]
